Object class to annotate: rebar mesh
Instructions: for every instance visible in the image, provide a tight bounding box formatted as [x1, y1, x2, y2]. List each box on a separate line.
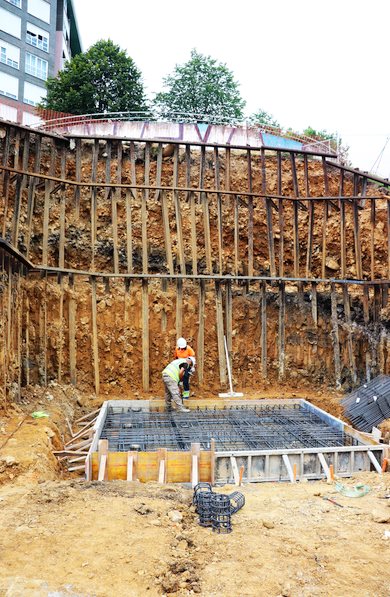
[100, 404, 358, 452]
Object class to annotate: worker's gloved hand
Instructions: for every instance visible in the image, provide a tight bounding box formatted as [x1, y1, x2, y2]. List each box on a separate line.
[189, 367, 195, 376]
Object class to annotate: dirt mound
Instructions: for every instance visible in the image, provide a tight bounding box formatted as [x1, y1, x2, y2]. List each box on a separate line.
[0, 474, 389, 596]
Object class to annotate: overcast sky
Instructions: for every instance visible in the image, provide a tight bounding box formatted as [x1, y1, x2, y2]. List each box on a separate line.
[74, 0, 390, 178]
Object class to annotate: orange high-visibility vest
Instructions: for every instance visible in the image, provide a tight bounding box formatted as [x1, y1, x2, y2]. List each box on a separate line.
[173, 345, 195, 360]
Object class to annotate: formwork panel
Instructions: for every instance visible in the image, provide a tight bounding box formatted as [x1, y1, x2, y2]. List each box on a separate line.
[87, 399, 384, 483]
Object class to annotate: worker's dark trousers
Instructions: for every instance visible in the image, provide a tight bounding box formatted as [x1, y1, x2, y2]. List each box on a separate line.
[182, 370, 190, 396]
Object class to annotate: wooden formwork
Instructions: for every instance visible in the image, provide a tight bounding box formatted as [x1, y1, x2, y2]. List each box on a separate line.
[85, 399, 384, 484]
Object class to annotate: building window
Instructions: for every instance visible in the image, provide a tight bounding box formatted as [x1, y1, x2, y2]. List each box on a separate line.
[5, 0, 22, 7]
[0, 71, 19, 99]
[25, 52, 48, 80]
[27, 0, 50, 24]
[23, 81, 46, 106]
[0, 7, 22, 38]
[0, 41, 20, 69]
[26, 23, 49, 52]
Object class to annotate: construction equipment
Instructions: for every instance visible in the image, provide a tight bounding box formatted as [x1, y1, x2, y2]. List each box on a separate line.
[219, 336, 243, 398]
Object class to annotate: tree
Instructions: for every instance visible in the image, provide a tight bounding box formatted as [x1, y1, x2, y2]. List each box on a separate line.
[249, 109, 280, 128]
[303, 126, 350, 163]
[41, 40, 148, 115]
[154, 49, 245, 123]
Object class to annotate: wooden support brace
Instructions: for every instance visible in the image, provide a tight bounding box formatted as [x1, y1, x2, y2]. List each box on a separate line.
[191, 443, 200, 488]
[230, 455, 240, 485]
[367, 450, 382, 474]
[282, 454, 296, 483]
[317, 452, 331, 482]
[158, 448, 167, 483]
[98, 439, 108, 481]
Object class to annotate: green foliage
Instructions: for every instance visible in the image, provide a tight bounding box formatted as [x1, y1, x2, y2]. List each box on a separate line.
[40, 40, 148, 115]
[248, 109, 280, 128]
[303, 126, 337, 143]
[154, 49, 245, 122]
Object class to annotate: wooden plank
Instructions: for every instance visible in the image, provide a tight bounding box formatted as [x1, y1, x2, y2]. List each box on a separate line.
[129, 141, 138, 201]
[322, 156, 329, 197]
[330, 283, 341, 388]
[176, 279, 183, 339]
[260, 281, 267, 378]
[90, 276, 100, 395]
[161, 278, 167, 333]
[104, 139, 112, 200]
[282, 454, 296, 483]
[234, 194, 239, 275]
[203, 192, 212, 273]
[90, 139, 99, 271]
[367, 450, 382, 474]
[190, 191, 197, 275]
[318, 452, 331, 481]
[210, 438, 216, 485]
[161, 190, 174, 275]
[68, 273, 77, 386]
[278, 281, 285, 380]
[225, 147, 231, 192]
[370, 198, 376, 281]
[127, 452, 138, 482]
[11, 175, 22, 248]
[24, 290, 30, 387]
[215, 281, 227, 386]
[74, 138, 81, 219]
[155, 143, 163, 201]
[58, 273, 64, 383]
[306, 201, 314, 277]
[98, 454, 107, 481]
[112, 141, 122, 274]
[247, 149, 254, 277]
[173, 144, 185, 274]
[353, 181, 363, 279]
[125, 189, 133, 273]
[277, 153, 284, 277]
[230, 455, 240, 485]
[1, 127, 11, 238]
[126, 452, 134, 481]
[58, 146, 66, 269]
[225, 279, 233, 373]
[265, 197, 276, 276]
[214, 147, 223, 275]
[197, 280, 205, 384]
[321, 200, 328, 279]
[191, 443, 201, 487]
[144, 141, 150, 202]
[142, 144, 149, 274]
[158, 448, 167, 483]
[342, 284, 357, 384]
[142, 279, 149, 391]
[290, 154, 300, 277]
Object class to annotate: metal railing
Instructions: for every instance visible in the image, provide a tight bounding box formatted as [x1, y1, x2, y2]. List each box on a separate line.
[32, 109, 335, 154]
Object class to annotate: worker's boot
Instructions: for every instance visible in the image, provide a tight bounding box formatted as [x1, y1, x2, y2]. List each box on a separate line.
[182, 390, 190, 399]
[177, 406, 190, 413]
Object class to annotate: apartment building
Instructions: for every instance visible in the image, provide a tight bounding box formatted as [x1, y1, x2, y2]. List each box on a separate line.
[0, 0, 82, 125]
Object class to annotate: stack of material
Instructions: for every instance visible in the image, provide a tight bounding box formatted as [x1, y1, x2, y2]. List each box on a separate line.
[53, 408, 100, 473]
[341, 375, 390, 432]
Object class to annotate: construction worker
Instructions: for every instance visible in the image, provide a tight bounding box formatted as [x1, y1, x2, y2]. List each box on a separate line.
[174, 337, 196, 360]
[162, 357, 194, 412]
[174, 339, 196, 400]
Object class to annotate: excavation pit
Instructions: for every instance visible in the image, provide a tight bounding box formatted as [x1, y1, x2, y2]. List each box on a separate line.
[86, 399, 384, 484]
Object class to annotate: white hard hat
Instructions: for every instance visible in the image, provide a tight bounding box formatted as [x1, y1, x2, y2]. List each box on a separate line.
[177, 337, 187, 349]
[187, 356, 196, 366]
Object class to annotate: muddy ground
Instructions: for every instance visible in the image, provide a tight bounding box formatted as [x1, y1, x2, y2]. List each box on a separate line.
[0, 387, 390, 597]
